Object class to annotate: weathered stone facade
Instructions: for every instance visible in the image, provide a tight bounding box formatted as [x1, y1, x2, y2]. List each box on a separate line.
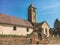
[0, 24, 33, 36]
[0, 36, 30, 45]
[28, 4, 36, 23]
[28, 4, 50, 38]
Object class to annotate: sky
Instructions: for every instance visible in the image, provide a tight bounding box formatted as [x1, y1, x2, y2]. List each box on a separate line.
[0, 0, 60, 28]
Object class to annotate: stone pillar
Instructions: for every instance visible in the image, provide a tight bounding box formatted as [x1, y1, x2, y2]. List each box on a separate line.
[31, 32, 38, 44]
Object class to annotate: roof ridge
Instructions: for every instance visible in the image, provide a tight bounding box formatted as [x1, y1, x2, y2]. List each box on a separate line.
[0, 14, 25, 20]
[0, 14, 33, 27]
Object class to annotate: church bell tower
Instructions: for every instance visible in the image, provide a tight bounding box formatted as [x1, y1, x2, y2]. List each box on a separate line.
[28, 4, 36, 23]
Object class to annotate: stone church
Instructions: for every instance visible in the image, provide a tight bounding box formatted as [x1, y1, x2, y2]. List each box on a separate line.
[28, 4, 50, 38]
[0, 4, 50, 37]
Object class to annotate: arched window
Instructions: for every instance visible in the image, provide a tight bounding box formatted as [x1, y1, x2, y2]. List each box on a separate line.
[45, 28, 47, 35]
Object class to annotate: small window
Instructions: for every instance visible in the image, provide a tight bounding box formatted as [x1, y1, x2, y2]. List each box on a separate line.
[27, 28, 29, 32]
[13, 26, 16, 30]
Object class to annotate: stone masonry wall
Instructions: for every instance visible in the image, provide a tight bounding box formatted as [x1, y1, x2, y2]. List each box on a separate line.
[0, 36, 30, 45]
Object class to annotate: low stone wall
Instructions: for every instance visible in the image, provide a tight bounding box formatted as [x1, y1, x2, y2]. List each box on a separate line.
[0, 35, 60, 45]
[0, 36, 30, 45]
[48, 37, 60, 44]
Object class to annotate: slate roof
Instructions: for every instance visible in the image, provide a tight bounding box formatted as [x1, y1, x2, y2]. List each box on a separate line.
[0, 14, 33, 27]
[28, 4, 36, 9]
[32, 21, 44, 26]
[32, 21, 50, 27]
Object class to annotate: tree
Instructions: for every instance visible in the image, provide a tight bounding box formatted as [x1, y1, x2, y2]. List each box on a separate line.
[54, 19, 60, 37]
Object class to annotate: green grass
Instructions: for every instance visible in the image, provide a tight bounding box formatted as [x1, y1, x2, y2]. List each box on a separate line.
[0, 34, 23, 37]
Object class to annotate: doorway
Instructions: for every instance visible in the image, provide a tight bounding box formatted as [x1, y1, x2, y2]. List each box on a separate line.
[38, 32, 42, 40]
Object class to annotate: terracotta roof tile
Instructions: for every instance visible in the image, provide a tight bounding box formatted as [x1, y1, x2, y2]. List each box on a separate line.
[0, 14, 33, 27]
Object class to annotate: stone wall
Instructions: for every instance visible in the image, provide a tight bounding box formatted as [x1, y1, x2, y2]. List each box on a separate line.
[0, 24, 33, 36]
[0, 35, 60, 45]
[0, 36, 30, 45]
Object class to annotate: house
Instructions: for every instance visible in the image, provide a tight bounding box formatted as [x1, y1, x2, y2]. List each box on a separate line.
[0, 14, 33, 36]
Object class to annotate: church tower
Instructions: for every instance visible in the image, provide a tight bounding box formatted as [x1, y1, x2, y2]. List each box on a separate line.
[28, 4, 36, 23]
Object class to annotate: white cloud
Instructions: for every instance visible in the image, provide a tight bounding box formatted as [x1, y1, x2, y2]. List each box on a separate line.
[38, 2, 60, 10]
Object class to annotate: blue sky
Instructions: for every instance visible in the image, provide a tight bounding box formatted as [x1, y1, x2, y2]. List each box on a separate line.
[0, 0, 60, 28]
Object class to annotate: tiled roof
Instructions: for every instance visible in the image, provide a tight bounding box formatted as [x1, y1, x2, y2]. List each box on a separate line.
[0, 14, 33, 27]
[32, 21, 49, 27]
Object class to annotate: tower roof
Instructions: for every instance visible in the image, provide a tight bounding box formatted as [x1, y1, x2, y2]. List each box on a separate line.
[28, 4, 36, 9]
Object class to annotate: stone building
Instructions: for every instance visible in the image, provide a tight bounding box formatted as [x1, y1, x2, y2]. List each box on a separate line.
[0, 4, 50, 38]
[0, 14, 33, 36]
[28, 4, 36, 23]
[28, 4, 50, 38]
